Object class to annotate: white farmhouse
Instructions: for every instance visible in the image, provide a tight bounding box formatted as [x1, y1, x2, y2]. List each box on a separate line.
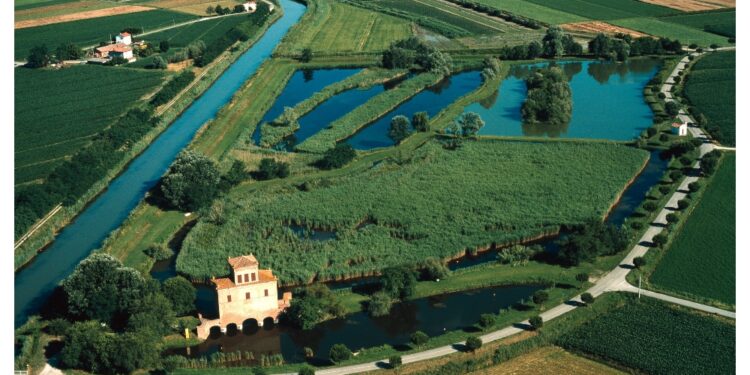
[243, 1, 257, 12]
[115, 32, 132, 45]
[671, 120, 688, 136]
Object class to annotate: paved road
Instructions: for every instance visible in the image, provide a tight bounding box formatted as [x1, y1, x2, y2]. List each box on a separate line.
[271, 49, 736, 375]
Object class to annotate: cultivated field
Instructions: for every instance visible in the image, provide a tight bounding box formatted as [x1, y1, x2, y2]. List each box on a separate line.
[557, 297, 736, 375]
[525, 0, 678, 20]
[15, 0, 79, 10]
[683, 51, 736, 145]
[649, 154, 735, 305]
[560, 21, 649, 37]
[178, 140, 648, 283]
[660, 10, 735, 37]
[15, 66, 166, 185]
[15, 0, 118, 22]
[277, 1, 412, 55]
[471, 346, 625, 375]
[139, 13, 250, 47]
[15, 5, 154, 29]
[15, 9, 197, 59]
[473, 0, 587, 25]
[143, 0, 243, 15]
[610, 17, 729, 46]
[640, 0, 735, 12]
[376, 0, 510, 35]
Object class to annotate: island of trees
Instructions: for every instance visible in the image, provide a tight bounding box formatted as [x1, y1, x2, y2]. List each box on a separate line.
[521, 66, 572, 126]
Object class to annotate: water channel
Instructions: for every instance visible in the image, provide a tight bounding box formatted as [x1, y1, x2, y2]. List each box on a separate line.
[467, 58, 661, 140]
[14, 0, 308, 327]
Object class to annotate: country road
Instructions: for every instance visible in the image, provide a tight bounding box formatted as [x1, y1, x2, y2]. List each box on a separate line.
[274, 49, 736, 375]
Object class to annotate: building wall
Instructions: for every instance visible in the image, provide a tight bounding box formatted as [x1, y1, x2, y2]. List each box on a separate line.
[217, 280, 280, 320]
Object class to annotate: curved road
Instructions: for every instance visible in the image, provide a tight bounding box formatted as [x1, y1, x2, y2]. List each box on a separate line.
[277, 51, 736, 375]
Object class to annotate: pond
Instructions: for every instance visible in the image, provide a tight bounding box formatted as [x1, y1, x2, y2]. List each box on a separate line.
[14, 0, 308, 327]
[169, 284, 542, 364]
[251, 68, 363, 145]
[345, 71, 483, 150]
[467, 58, 661, 140]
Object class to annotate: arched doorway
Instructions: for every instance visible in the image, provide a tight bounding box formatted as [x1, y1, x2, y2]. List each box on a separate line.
[242, 318, 259, 335]
[209, 325, 222, 339]
[226, 323, 239, 336]
[262, 317, 275, 330]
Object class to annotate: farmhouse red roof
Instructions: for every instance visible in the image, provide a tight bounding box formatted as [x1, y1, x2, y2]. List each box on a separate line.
[228, 254, 259, 269]
[95, 43, 131, 53]
[120, 32, 131, 36]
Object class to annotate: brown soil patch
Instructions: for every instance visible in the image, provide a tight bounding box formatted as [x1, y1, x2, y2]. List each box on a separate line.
[469, 346, 626, 375]
[167, 60, 194, 72]
[15, 5, 154, 29]
[16, 1, 100, 20]
[561, 21, 650, 38]
[639, 0, 735, 11]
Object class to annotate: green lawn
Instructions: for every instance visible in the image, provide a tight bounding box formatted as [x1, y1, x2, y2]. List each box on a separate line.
[15, 9, 197, 59]
[14, 65, 166, 185]
[557, 296, 735, 375]
[178, 140, 648, 283]
[649, 154, 735, 305]
[683, 51, 736, 146]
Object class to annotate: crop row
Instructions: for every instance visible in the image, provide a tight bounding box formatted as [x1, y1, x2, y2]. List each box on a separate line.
[15, 65, 166, 184]
[526, 0, 677, 21]
[295, 72, 443, 153]
[557, 297, 735, 374]
[177, 140, 648, 283]
[683, 51, 735, 145]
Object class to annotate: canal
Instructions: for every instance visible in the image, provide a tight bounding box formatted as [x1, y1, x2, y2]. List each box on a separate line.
[14, 0, 308, 327]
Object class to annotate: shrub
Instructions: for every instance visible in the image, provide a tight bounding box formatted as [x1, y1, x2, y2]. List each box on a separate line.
[160, 150, 220, 212]
[642, 201, 658, 212]
[669, 170, 683, 181]
[46, 318, 71, 336]
[412, 111, 429, 132]
[575, 273, 589, 284]
[497, 245, 534, 266]
[367, 292, 394, 317]
[529, 315, 543, 330]
[659, 134, 669, 142]
[298, 366, 315, 375]
[465, 337, 482, 352]
[630, 221, 644, 230]
[255, 158, 290, 180]
[647, 127, 658, 137]
[478, 313, 496, 329]
[317, 143, 356, 170]
[389, 355, 402, 369]
[677, 199, 690, 210]
[532, 290, 549, 306]
[411, 331, 429, 347]
[300, 48, 313, 62]
[652, 233, 668, 248]
[144, 244, 174, 260]
[658, 185, 671, 195]
[688, 181, 702, 192]
[657, 92, 666, 99]
[666, 213, 679, 224]
[633, 256, 646, 269]
[329, 344, 352, 363]
[580, 292, 594, 305]
[418, 257, 449, 281]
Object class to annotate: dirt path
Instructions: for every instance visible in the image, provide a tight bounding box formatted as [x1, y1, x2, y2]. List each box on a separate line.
[15, 5, 154, 29]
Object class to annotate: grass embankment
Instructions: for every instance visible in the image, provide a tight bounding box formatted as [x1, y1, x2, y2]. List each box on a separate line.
[259, 68, 408, 147]
[274, 0, 413, 57]
[179, 140, 648, 283]
[16, 8, 282, 271]
[295, 72, 444, 153]
[683, 50, 736, 146]
[640, 153, 735, 307]
[14, 66, 166, 185]
[557, 295, 735, 375]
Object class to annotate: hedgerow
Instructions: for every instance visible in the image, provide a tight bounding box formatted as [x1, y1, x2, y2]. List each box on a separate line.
[177, 140, 647, 283]
[151, 70, 196, 107]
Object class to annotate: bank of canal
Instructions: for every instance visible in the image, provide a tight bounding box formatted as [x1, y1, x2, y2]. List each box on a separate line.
[14, 0, 308, 327]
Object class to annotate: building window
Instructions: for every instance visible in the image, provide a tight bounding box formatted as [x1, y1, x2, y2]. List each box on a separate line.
[227, 295, 232, 303]
[264, 289, 269, 297]
[252, 273, 256, 282]
[244, 273, 249, 283]
[245, 292, 251, 300]
[236, 275, 242, 284]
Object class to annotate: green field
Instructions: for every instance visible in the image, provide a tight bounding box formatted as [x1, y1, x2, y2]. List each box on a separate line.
[610, 17, 729, 46]
[15, 9, 197, 59]
[650, 154, 735, 305]
[473, 0, 587, 25]
[526, 0, 677, 20]
[558, 297, 735, 375]
[15, 66, 165, 185]
[178, 140, 647, 283]
[14, 0, 79, 10]
[683, 51, 736, 145]
[377, 0, 507, 35]
[139, 14, 251, 48]
[660, 10, 736, 38]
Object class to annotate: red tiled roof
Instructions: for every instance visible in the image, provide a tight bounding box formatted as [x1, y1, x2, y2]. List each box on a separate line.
[228, 254, 258, 269]
[672, 122, 685, 127]
[258, 269, 276, 282]
[95, 43, 131, 53]
[120, 32, 131, 37]
[212, 277, 235, 290]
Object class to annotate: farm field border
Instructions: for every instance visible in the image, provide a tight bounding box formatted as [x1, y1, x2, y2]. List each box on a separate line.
[633, 153, 735, 309]
[14, 8, 283, 271]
